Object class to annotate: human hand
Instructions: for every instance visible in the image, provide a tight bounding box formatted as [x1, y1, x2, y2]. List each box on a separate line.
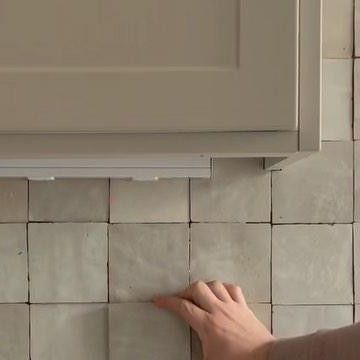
[154, 281, 274, 360]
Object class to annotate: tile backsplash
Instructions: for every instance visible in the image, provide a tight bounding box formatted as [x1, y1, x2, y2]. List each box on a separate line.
[1, 0, 360, 359]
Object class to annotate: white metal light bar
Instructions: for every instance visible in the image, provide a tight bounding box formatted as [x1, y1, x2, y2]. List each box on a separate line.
[0, 156, 211, 180]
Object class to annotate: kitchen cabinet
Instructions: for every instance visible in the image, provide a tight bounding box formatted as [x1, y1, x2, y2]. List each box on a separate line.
[0, 0, 321, 179]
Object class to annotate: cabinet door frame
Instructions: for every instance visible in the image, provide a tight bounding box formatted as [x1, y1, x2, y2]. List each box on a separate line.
[265, 0, 322, 170]
[0, 0, 321, 178]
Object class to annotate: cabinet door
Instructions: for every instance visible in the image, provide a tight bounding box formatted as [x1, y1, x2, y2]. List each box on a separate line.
[0, 0, 298, 133]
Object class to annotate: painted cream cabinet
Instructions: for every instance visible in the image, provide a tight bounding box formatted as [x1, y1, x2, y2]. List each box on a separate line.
[0, 0, 321, 179]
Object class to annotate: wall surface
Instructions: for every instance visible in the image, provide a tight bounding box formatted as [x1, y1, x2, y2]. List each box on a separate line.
[0, 1, 359, 359]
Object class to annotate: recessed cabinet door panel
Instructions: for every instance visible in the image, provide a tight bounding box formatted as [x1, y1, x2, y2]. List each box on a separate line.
[0, 0, 298, 132]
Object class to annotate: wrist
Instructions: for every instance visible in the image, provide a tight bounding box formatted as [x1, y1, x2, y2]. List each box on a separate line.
[252, 338, 275, 360]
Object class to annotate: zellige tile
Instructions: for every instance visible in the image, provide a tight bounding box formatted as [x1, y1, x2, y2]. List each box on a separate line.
[29, 223, 108, 303]
[31, 304, 107, 360]
[273, 305, 353, 338]
[356, 0, 360, 57]
[323, 0, 353, 58]
[0, 224, 28, 303]
[322, 59, 353, 140]
[355, 61, 360, 139]
[29, 179, 109, 222]
[0, 304, 29, 360]
[110, 179, 188, 223]
[0, 179, 27, 223]
[109, 303, 190, 360]
[272, 142, 353, 223]
[273, 225, 353, 305]
[353, 142, 360, 222]
[109, 224, 189, 302]
[190, 224, 271, 303]
[191, 159, 270, 222]
[353, 223, 360, 303]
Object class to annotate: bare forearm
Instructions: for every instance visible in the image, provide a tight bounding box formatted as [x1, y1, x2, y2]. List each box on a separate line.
[155, 281, 360, 360]
[270, 323, 360, 360]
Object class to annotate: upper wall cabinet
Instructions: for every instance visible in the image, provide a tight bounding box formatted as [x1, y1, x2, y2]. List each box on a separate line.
[0, 0, 321, 179]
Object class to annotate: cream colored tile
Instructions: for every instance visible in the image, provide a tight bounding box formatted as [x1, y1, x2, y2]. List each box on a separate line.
[109, 303, 190, 360]
[356, 305, 360, 321]
[192, 303, 271, 360]
[29, 223, 107, 303]
[0, 179, 27, 222]
[272, 142, 353, 223]
[353, 223, 360, 303]
[109, 224, 189, 302]
[191, 159, 270, 222]
[354, 146, 360, 222]
[322, 60, 353, 140]
[31, 304, 107, 360]
[273, 305, 353, 338]
[110, 179, 188, 223]
[29, 179, 109, 222]
[355, 61, 360, 140]
[273, 225, 353, 304]
[190, 224, 271, 303]
[356, 0, 360, 57]
[323, 0, 353, 58]
[0, 224, 27, 303]
[0, 304, 29, 360]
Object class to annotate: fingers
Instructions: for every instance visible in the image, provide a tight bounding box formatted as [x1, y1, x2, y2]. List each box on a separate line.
[206, 281, 232, 302]
[223, 283, 246, 305]
[154, 296, 206, 334]
[179, 281, 220, 312]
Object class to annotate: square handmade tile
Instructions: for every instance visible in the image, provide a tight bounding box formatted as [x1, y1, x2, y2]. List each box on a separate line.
[109, 224, 189, 302]
[31, 304, 107, 360]
[29, 179, 109, 222]
[356, 0, 360, 57]
[0, 179, 27, 222]
[354, 223, 360, 303]
[323, 0, 353, 58]
[272, 142, 353, 223]
[192, 303, 271, 360]
[356, 305, 360, 321]
[273, 305, 353, 338]
[110, 179, 188, 223]
[109, 303, 190, 360]
[322, 60, 353, 140]
[29, 223, 107, 303]
[191, 159, 270, 222]
[0, 224, 27, 302]
[354, 143, 360, 222]
[0, 304, 29, 360]
[355, 61, 360, 139]
[190, 224, 271, 302]
[273, 225, 353, 304]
